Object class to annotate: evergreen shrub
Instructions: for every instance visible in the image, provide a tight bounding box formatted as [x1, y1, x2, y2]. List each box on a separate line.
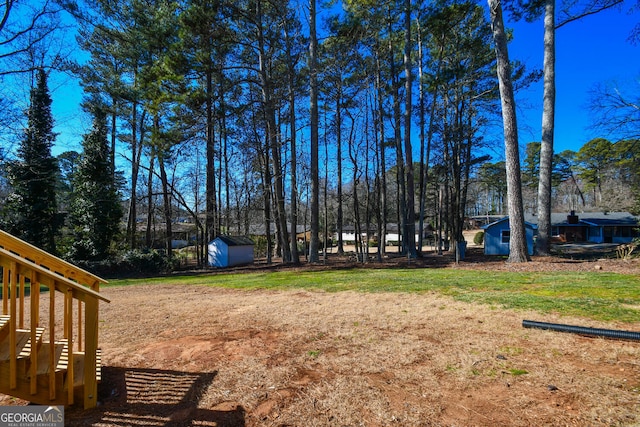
[474, 231, 484, 245]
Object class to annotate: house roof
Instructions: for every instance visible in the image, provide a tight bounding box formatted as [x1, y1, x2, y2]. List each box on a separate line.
[341, 224, 377, 233]
[482, 217, 537, 230]
[341, 223, 434, 233]
[525, 212, 639, 227]
[214, 235, 255, 246]
[247, 223, 309, 236]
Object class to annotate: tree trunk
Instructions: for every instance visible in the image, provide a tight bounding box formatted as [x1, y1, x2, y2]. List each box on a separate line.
[336, 88, 344, 255]
[347, 112, 362, 262]
[309, 0, 320, 262]
[417, 19, 426, 254]
[323, 122, 330, 262]
[127, 101, 144, 249]
[256, 0, 290, 263]
[389, 22, 407, 256]
[268, 113, 290, 262]
[488, 0, 530, 262]
[156, 129, 173, 259]
[110, 96, 117, 177]
[221, 89, 231, 235]
[285, 25, 300, 264]
[375, 49, 387, 259]
[536, 0, 556, 256]
[403, 0, 417, 258]
[206, 64, 217, 244]
[289, 109, 299, 263]
[364, 95, 373, 262]
[261, 147, 273, 264]
[145, 151, 155, 249]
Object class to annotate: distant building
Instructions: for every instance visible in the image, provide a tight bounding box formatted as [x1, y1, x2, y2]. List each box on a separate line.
[540, 211, 640, 244]
[336, 223, 434, 245]
[481, 211, 639, 256]
[208, 235, 255, 268]
[482, 217, 537, 256]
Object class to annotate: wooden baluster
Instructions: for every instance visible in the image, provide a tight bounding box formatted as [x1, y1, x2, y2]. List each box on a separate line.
[65, 288, 74, 405]
[19, 274, 25, 329]
[31, 273, 40, 326]
[63, 288, 69, 340]
[2, 268, 8, 314]
[77, 300, 82, 351]
[30, 271, 38, 395]
[9, 262, 17, 390]
[48, 284, 56, 401]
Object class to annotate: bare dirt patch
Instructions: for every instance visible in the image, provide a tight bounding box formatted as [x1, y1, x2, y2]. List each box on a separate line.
[3, 251, 640, 426]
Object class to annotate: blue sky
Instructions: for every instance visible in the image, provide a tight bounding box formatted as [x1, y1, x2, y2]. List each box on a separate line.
[48, 3, 639, 158]
[506, 5, 639, 154]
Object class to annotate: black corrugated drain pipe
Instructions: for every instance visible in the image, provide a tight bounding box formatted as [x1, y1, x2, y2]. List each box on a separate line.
[522, 320, 640, 341]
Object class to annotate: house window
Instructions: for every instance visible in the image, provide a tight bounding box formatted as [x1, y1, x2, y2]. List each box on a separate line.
[501, 230, 510, 244]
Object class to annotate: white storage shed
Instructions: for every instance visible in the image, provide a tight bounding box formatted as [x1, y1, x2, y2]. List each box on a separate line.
[208, 235, 255, 268]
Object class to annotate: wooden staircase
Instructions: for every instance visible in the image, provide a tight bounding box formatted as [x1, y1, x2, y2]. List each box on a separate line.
[0, 230, 109, 409]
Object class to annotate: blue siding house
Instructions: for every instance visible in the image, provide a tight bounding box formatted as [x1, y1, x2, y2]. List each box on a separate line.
[546, 211, 639, 244]
[482, 217, 537, 256]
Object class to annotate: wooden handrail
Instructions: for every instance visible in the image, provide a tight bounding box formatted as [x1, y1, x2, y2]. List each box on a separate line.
[0, 248, 110, 303]
[0, 230, 108, 291]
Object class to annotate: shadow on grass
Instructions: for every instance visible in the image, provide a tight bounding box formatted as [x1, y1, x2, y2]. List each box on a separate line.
[551, 243, 621, 260]
[66, 366, 245, 427]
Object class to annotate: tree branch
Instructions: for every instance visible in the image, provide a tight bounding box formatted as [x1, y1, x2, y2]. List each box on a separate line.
[556, 0, 623, 29]
[0, 0, 14, 33]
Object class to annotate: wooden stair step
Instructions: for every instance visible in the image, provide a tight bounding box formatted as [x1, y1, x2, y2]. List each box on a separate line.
[18, 328, 45, 358]
[34, 341, 68, 375]
[32, 343, 103, 385]
[0, 329, 44, 362]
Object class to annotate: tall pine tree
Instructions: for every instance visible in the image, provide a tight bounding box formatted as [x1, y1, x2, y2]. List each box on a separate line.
[3, 68, 60, 253]
[68, 105, 122, 261]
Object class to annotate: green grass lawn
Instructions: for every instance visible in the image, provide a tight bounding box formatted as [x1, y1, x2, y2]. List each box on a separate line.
[109, 268, 640, 323]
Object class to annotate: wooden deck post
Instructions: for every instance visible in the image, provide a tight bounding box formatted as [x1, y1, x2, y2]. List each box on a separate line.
[83, 297, 99, 409]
